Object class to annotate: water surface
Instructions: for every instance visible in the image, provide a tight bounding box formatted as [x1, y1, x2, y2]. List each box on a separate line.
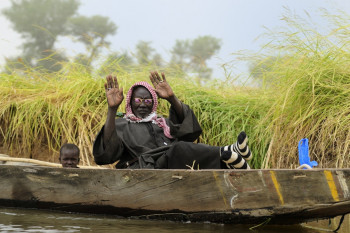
[0, 207, 348, 233]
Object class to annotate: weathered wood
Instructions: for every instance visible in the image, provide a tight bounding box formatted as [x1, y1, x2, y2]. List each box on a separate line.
[0, 155, 106, 169]
[0, 156, 62, 167]
[0, 165, 349, 224]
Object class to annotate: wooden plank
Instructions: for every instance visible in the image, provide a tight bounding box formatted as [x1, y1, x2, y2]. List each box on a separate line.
[0, 165, 349, 224]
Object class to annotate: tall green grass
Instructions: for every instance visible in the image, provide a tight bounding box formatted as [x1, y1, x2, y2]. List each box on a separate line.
[1, 10, 350, 168]
[247, 9, 350, 168]
[0, 64, 269, 167]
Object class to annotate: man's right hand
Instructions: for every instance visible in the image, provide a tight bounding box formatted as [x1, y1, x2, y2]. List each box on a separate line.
[105, 75, 124, 110]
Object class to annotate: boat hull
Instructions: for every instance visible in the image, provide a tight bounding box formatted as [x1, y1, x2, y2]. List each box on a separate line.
[0, 165, 349, 224]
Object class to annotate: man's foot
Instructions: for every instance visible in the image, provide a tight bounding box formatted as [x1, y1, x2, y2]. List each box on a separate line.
[223, 131, 252, 161]
[220, 150, 250, 169]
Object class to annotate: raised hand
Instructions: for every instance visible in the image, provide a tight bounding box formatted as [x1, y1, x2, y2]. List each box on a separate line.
[149, 71, 174, 100]
[104, 75, 124, 110]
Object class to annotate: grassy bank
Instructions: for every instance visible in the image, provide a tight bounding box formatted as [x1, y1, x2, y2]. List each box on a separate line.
[1, 59, 349, 168]
[247, 9, 350, 168]
[0, 65, 270, 168]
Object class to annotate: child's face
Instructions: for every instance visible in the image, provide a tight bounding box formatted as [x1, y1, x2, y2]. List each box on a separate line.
[59, 150, 79, 168]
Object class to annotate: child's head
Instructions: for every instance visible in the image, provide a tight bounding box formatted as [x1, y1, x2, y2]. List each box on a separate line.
[59, 143, 80, 168]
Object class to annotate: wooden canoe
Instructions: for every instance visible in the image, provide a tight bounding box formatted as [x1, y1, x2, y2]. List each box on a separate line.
[0, 164, 349, 224]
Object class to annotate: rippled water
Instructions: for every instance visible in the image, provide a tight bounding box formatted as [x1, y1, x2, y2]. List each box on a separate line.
[0, 207, 348, 233]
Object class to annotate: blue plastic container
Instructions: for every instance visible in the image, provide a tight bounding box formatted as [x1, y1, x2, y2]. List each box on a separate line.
[298, 138, 318, 169]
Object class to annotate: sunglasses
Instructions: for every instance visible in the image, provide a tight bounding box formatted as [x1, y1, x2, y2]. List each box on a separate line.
[133, 98, 153, 105]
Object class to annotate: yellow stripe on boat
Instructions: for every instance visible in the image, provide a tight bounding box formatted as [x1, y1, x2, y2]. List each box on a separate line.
[324, 170, 340, 202]
[270, 171, 284, 205]
[213, 171, 229, 209]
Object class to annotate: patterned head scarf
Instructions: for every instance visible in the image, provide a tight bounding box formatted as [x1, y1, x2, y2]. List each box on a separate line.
[125, 81, 173, 139]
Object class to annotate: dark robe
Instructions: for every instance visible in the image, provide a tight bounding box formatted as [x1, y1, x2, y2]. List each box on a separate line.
[93, 103, 221, 169]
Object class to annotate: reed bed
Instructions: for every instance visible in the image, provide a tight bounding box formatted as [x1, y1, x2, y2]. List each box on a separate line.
[1, 11, 350, 168]
[0, 60, 348, 168]
[0, 64, 269, 167]
[248, 9, 350, 168]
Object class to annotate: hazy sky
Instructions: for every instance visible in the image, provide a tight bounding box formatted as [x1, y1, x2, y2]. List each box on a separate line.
[0, 0, 349, 78]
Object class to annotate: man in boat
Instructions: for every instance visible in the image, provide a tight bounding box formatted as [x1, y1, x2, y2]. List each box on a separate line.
[59, 143, 80, 168]
[93, 71, 252, 169]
